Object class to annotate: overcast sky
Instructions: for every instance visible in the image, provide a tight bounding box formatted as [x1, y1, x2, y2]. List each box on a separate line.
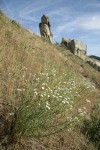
[0, 0, 100, 56]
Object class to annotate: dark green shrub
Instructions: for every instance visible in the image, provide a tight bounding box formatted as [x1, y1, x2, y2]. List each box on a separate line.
[5, 30, 13, 39]
[11, 20, 20, 28]
[82, 102, 100, 149]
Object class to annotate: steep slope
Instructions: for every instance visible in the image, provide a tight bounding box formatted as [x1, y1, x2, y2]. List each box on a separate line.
[55, 44, 100, 88]
[0, 11, 100, 150]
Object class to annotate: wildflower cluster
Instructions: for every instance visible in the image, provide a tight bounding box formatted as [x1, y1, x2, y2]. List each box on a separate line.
[12, 67, 92, 138]
[31, 69, 81, 112]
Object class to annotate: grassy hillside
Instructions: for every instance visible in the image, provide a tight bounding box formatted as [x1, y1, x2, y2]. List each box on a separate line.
[0, 11, 100, 150]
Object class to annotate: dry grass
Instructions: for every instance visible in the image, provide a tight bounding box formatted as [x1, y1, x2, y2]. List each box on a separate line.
[0, 11, 100, 150]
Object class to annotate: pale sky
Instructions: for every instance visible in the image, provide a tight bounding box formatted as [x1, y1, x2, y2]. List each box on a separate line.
[0, 0, 100, 56]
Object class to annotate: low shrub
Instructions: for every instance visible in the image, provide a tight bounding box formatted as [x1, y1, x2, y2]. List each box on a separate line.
[11, 20, 20, 28]
[82, 102, 100, 149]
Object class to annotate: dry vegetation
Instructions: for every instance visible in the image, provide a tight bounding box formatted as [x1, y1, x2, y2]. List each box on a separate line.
[0, 11, 100, 150]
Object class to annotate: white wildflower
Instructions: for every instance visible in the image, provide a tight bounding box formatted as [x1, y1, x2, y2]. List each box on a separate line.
[62, 100, 66, 104]
[9, 113, 14, 116]
[86, 99, 91, 103]
[34, 92, 38, 95]
[74, 117, 79, 121]
[48, 95, 50, 98]
[78, 108, 82, 113]
[17, 89, 22, 91]
[46, 101, 50, 110]
[17, 88, 25, 92]
[59, 95, 62, 98]
[83, 107, 86, 110]
[80, 112, 85, 117]
[41, 94, 43, 97]
[68, 128, 71, 132]
[41, 87, 45, 90]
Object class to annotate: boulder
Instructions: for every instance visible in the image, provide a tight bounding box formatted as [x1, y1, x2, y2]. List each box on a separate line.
[61, 38, 71, 49]
[61, 38, 87, 60]
[70, 39, 87, 53]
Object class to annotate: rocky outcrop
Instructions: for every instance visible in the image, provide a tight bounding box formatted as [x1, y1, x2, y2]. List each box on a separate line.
[39, 15, 53, 44]
[86, 57, 100, 72]
[61, 38, 87, 60]
[89, 55, 100, 61]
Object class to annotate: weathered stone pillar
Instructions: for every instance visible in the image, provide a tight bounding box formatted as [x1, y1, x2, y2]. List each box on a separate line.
[39, 15, 53, 44]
